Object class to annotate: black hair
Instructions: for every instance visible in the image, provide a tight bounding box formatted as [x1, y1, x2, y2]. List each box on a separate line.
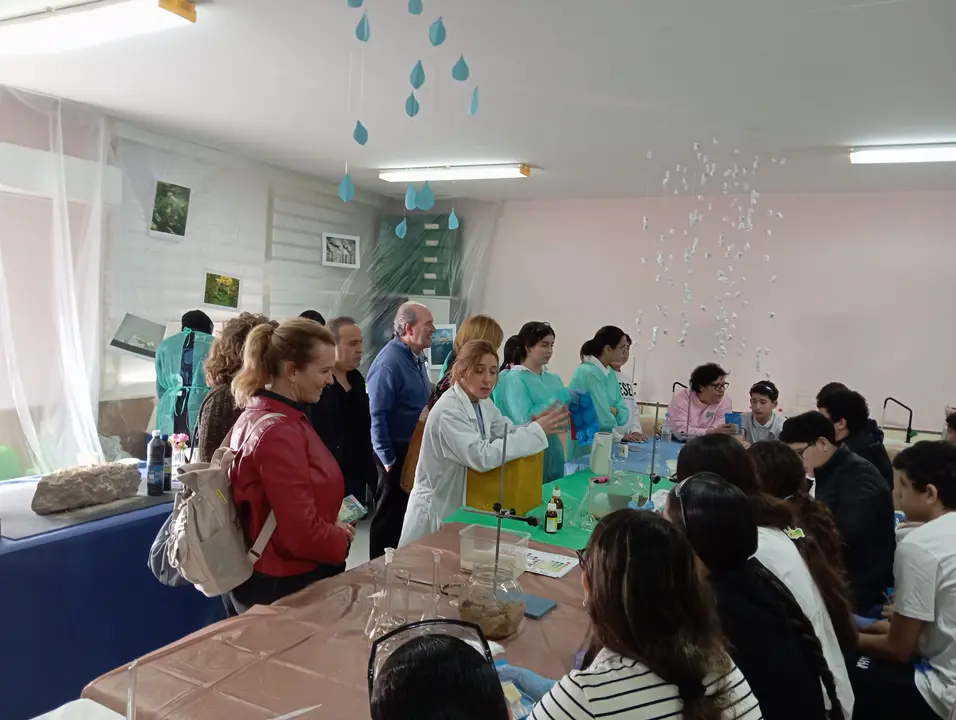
[370, 635, 508, 720]
[669, 475, 843, 720]
[500, 335, 520, 371]
[515, 321, 555, 365]
[815, 382, 848, 406]
[181, 309, 213, 335]
[779, 411, 837, 446]
[893, 441, 956, 510]
[749, 380, 779, 403]
[624, 333, 632, 345]
[689, 364, 728, 393]
[580, 325, 626, 362]
[299, 309, 326, 325]
[948, 412, 956, 434]
[817, 390, 870, 434]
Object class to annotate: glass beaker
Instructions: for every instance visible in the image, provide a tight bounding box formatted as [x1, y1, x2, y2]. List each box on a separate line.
[367, 568, 411, 643]
[458, 560, 526, 640]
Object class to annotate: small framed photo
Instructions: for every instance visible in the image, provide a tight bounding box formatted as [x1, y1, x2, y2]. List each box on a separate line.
[149, 180, 192, 239]
[322, 232, 361, 269]
[425, 324, 457, 371]
[109, 313, 168, 359]
[203, 271, 241, 310]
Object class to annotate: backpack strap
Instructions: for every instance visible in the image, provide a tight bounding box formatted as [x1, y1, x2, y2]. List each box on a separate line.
[235, 411, 285, 561]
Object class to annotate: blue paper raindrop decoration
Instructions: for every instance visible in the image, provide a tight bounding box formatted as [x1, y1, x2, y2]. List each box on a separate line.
[355, 12, 370, 42]
[468, 86, 479, 116]
[405, 92, 420, 118]
[405, 185, 417, 211]
[416, 181, 435, 211]
[452, 55, 470, 81]
[347, 0, 363, 7]
[353, 121, 368, 145]
[408, 0, 423, 14]
[428, 17, 446, 46]
[338, 173, 355, 203]
[448, 208, 459, 230]
[396, 217, 408, 239]
[410, 60, 426, 90]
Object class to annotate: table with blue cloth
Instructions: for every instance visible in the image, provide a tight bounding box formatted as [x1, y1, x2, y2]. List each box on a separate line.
[0, 466, 223, 720]
[445, 440, 683, 550]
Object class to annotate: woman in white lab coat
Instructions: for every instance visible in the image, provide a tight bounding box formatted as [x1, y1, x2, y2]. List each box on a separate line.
[398, 340, 569, 547]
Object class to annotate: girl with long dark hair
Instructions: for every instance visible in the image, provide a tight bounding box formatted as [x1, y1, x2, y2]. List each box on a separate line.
[666, 474, 843, 720]
[530, 510, 760, 720]
[677, 435, 856, 717]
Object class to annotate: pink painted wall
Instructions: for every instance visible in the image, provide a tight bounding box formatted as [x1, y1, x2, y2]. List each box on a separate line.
[479, 192, 956, 431]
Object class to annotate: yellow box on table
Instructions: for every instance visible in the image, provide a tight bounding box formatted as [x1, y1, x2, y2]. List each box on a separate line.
[465, 451, 544, 515]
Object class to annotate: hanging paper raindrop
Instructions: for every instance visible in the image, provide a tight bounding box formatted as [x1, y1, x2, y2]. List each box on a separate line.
[428, 16, 446, 46]
[405, 92, 420, 117]
[355, 12, 370, 42]
[352, 121, 368, 145]
[451, 55, 470, 81]
[338, 173, 355, 203]
[416, 181, 435, 211]
[405, 185, 417, 211]
[410, 60, 426, 90]
[468, 86, 479, 116]
[408, 0, 423, 14]
[347, 0, 363, 7]
[396, 217, 408, 239]
[448, 208, 459, 230]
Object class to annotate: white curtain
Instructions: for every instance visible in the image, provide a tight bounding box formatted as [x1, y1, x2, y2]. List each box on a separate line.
[0, 86, 111, 475]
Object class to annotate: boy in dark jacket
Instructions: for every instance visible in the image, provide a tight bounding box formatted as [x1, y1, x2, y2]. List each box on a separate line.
[817, 389, 894, 491]
[780, 411, 896, 613]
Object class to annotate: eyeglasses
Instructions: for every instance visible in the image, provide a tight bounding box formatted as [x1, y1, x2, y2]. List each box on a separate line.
[709, 382, 730, 391]
[796, 443, 814, 458]
[575, 548, 587, 571]
[672, 474, 706, 530]
[367, 619, 493, 698]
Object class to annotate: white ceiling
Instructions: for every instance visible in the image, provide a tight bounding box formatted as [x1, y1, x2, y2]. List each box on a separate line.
[1, 0, 955, 201]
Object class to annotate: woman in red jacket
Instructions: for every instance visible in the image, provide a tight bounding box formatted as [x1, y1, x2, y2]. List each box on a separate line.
[226, 317, 355, 614]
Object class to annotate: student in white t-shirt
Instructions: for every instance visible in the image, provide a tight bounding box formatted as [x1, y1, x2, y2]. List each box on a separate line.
[740, 380, 787, 443]
[854, 441, 956, 719]
[528, 510, 761, 720]
[610, 333, 646, 442]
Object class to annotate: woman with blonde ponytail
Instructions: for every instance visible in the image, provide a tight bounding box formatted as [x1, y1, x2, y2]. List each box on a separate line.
[225, 318, 355, 615]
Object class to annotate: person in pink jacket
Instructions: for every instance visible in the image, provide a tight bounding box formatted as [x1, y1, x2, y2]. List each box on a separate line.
[667, 363, 736, 438]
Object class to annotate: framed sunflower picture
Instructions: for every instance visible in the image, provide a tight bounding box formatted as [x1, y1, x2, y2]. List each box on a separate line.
[203, 271, 241, 311]
[149, 180, 192, 239]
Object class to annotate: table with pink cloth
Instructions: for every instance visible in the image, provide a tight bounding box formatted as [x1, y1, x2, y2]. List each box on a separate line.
[82, 523, 589, 720]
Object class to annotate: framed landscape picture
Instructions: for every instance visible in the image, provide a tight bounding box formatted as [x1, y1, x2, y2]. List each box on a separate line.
[322, 232, 360, 269]
[425, 324, 456, 371]
[149, 180, 192, 239]
[203, 271, 241, 310]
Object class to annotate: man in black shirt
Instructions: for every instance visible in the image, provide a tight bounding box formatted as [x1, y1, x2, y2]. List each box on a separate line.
[308, 317, 376, 503]
[780, 411, 896, 614]
[817, 388, 894, 491]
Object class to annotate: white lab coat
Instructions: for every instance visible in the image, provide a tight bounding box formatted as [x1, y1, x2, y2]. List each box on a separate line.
[398, 384, 549, 547]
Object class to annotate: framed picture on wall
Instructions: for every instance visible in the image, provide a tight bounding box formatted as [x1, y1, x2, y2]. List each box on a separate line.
[109, 313, 168, 359]
[322, 232, 361, 269]
[425, 324, 456, 371]
[203, 271, 242, 311]
[149, 180, 192, 239]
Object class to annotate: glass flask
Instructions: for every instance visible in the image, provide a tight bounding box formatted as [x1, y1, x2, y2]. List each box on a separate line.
[457, 560, 526, 640]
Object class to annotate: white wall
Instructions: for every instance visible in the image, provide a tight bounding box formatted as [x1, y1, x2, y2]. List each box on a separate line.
[478, 193, 956, 432]
[100, 124, 383, 402]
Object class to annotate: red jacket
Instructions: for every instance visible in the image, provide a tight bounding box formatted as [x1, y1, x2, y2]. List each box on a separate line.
[229, 392, 350, 577]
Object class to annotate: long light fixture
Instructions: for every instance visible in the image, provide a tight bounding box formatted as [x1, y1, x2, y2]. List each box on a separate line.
[0, 0, 196, 56]
[379, 164, 532, 183]
[849, 144, 956, 165]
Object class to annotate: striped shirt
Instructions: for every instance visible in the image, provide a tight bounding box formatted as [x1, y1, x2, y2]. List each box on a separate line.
[530, 649, 762, 720]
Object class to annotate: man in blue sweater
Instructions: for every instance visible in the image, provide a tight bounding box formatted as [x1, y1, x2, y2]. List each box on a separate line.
[367, 302, 434, 559]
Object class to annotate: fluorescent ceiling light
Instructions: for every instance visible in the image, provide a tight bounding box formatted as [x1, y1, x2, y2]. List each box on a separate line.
[379, 164, 532, 183]
[0, 0, 196, 56]
[849, 144, 956, 165]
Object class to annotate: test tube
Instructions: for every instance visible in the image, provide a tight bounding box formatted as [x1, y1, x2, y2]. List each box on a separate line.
[431, 550, 442, 595]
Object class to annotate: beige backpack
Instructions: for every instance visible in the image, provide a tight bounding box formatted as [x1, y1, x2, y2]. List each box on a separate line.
[166, 412, 283, 597]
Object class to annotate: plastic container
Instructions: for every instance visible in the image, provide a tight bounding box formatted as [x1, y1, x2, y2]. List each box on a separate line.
[466, 452, 544, 515]
[458, 524, 530, 578]
[146, 430, 165, 497]
[660, 413, 672, 443]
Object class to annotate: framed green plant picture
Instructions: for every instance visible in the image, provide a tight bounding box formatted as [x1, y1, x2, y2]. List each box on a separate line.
[150, 180, 191, 239]
[203, 271, 241, 311]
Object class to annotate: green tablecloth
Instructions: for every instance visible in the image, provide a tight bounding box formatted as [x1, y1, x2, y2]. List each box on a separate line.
[444, 470, 677, 550]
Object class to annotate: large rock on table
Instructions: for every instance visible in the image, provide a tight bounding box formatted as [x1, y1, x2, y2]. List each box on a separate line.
[31, 462, 142, 515]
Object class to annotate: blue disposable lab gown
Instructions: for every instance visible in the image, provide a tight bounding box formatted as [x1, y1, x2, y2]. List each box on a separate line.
[154, 329, 213, 436]
[492, 365, 570, 483]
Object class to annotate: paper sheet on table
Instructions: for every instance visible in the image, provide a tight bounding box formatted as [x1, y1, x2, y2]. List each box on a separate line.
[524, 549, 578, 578]
[31, 699, 123, 720]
